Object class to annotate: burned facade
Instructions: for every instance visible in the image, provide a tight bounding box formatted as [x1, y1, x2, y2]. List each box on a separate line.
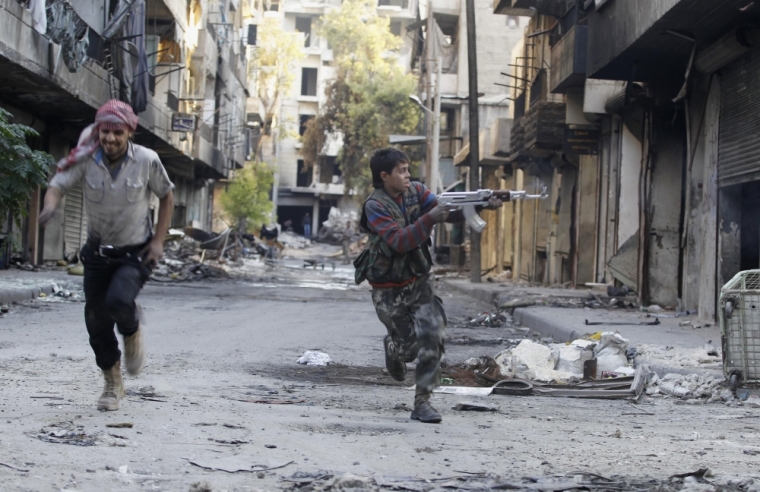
[0, 0, 248, 266]
[485, 0, 760, 320]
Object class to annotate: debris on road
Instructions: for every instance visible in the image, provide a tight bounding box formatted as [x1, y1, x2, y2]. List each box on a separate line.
[185, 456, 294, 473]
[467, 312, 507, 327]
[34, 421, 127, 447]
[297, 350, 332, 366]
[105, 422, 133, 428]
[452, 402, 498, 412]
[0, 461, 30, 472]
[585, 318, 660, 326]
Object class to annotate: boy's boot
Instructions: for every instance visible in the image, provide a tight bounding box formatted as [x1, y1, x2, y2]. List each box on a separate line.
[410, 391, 442, 423]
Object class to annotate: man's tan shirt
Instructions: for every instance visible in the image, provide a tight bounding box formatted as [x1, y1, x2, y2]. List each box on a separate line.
[50, 142, 174, 248]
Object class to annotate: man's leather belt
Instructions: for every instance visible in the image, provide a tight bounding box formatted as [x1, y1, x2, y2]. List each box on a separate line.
[86, 238, 143, 259]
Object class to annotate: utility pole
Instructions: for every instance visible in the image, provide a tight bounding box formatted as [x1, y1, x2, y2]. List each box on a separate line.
[431, 56, 441, 194]
[466, 0, 481, 283]
[423, 2, 435, 185]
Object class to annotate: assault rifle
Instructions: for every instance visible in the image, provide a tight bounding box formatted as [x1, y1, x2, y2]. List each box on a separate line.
[437, 187, 548, 233]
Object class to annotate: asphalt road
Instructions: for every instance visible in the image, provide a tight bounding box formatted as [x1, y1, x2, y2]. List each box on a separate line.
[0, 265, 758, 491]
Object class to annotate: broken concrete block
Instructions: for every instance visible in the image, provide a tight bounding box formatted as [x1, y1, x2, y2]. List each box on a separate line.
[662, 373, 683, 382]
[673, 386, 691, 398]
[720, 389, 735, 402]
[660, 382, 677, 395]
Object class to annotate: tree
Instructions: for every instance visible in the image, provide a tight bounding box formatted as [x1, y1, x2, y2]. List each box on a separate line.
[301, 0, 419, 196]
[248, 17, 303, 154]
[219, 163, 275, 231]
[0, 107, 54, 226]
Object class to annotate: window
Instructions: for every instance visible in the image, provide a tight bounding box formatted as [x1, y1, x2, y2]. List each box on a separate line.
[390, 21, 401, 37]
[440, 107, 455, 134]
[295, 17, 312, 48]
[319, 156, 341, 184]
[299, 115, 314, 136]
[301, 68, 318, 96]
[296, 160, 311, 187]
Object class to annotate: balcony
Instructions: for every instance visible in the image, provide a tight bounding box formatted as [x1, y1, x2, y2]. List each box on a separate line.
[587, 0, 751, 81]
[493, 0, 536, 17]
[191, 29, 218, 78]
[509, 101, 565, 159]
[431, 0, 459, 16]
[550, 25, 588, 94]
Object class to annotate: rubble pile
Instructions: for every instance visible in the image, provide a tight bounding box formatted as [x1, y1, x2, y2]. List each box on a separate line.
[646, 373, 727, 402]
[491, 332, 632, 382]
[279, 232, 312, 250]
[152, 237, 229, 282]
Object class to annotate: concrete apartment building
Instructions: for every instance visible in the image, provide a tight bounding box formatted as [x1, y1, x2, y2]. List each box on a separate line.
[250, 0, 418, 236]
[0, 0, 247, 266]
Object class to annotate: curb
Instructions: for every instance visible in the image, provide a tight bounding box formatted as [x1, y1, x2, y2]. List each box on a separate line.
[512, 307, 583, 342]
[0, 284, 57, 306]
[440, 279, 499, 306]
[442, 279, 724, 379]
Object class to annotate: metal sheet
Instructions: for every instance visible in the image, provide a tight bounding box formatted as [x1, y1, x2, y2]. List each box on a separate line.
[718, 49, 760, 188]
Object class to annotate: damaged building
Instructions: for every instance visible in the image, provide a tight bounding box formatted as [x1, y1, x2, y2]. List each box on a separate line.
[482, 0, 760, 320]
[0, 0, 248, 265]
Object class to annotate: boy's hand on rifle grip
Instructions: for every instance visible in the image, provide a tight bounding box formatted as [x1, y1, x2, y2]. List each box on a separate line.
[427, 205, 451, 223]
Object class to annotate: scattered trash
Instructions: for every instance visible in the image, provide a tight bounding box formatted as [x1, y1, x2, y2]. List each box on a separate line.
[0, 461, 30, 472]
[34, 421, 125, 447]
[67, 263, 84, 276]
[297, 351, 332, 366]
[185, 457, 294, 473]
[607, 285, 630, 297]
[105, 422, 133, 428]
[585, 319, 659, 326]
[0, 305, 9, 313]
[499, 298, 538, 310]
[468, 312, 507, 327]
[705, 341, 718, 357]
[264, 444, 277, 449]
[593, 332, 629, 377]
[452, 402, 498, 412]
[118, 465, 131, 475]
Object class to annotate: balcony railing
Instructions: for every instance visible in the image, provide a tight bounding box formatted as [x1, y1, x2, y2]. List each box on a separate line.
[550, 24, 588, 93]
[510, 101, 565, 157]
[493, 0, 537, 16]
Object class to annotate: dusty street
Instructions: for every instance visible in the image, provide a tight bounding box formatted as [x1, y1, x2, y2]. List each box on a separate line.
[0, 264, 759, 491]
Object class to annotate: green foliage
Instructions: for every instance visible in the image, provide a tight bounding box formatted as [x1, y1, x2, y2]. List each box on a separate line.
[219, 163, 275, 231]
[248, 17, 303, 146]
[0, 107, 54, 224]
[301, 0, 419, 197]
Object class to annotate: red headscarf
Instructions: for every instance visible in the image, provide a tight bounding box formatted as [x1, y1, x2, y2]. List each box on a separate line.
[57, 100, 139, 172]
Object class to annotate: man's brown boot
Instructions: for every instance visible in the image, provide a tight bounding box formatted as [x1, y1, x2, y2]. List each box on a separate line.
[97, 361, 126, 411]
[124, 327, 146, 376]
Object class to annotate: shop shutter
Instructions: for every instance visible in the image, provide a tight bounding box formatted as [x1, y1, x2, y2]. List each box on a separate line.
[63, 184, 87, 257]
[718, 48, 760, 188]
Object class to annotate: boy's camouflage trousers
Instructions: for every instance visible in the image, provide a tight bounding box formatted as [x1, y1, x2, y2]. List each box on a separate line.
[371, 275, 447, 395]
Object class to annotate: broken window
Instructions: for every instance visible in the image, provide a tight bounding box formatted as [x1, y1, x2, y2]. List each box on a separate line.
[296, 159, 312, 187]
[301, 68, 318, 96]
[295, 17, 312, 48]
[299, 114, 314, 136]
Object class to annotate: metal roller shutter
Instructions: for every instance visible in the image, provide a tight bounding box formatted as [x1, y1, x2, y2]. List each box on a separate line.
[718, 49, 760, 188]
[63, 184, 87, 257]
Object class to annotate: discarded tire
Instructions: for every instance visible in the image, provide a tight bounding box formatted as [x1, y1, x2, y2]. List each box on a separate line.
[492, 379, 533, 396]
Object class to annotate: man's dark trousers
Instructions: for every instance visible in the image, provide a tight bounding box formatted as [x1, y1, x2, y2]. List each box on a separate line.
[81, 244, 150, 370]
